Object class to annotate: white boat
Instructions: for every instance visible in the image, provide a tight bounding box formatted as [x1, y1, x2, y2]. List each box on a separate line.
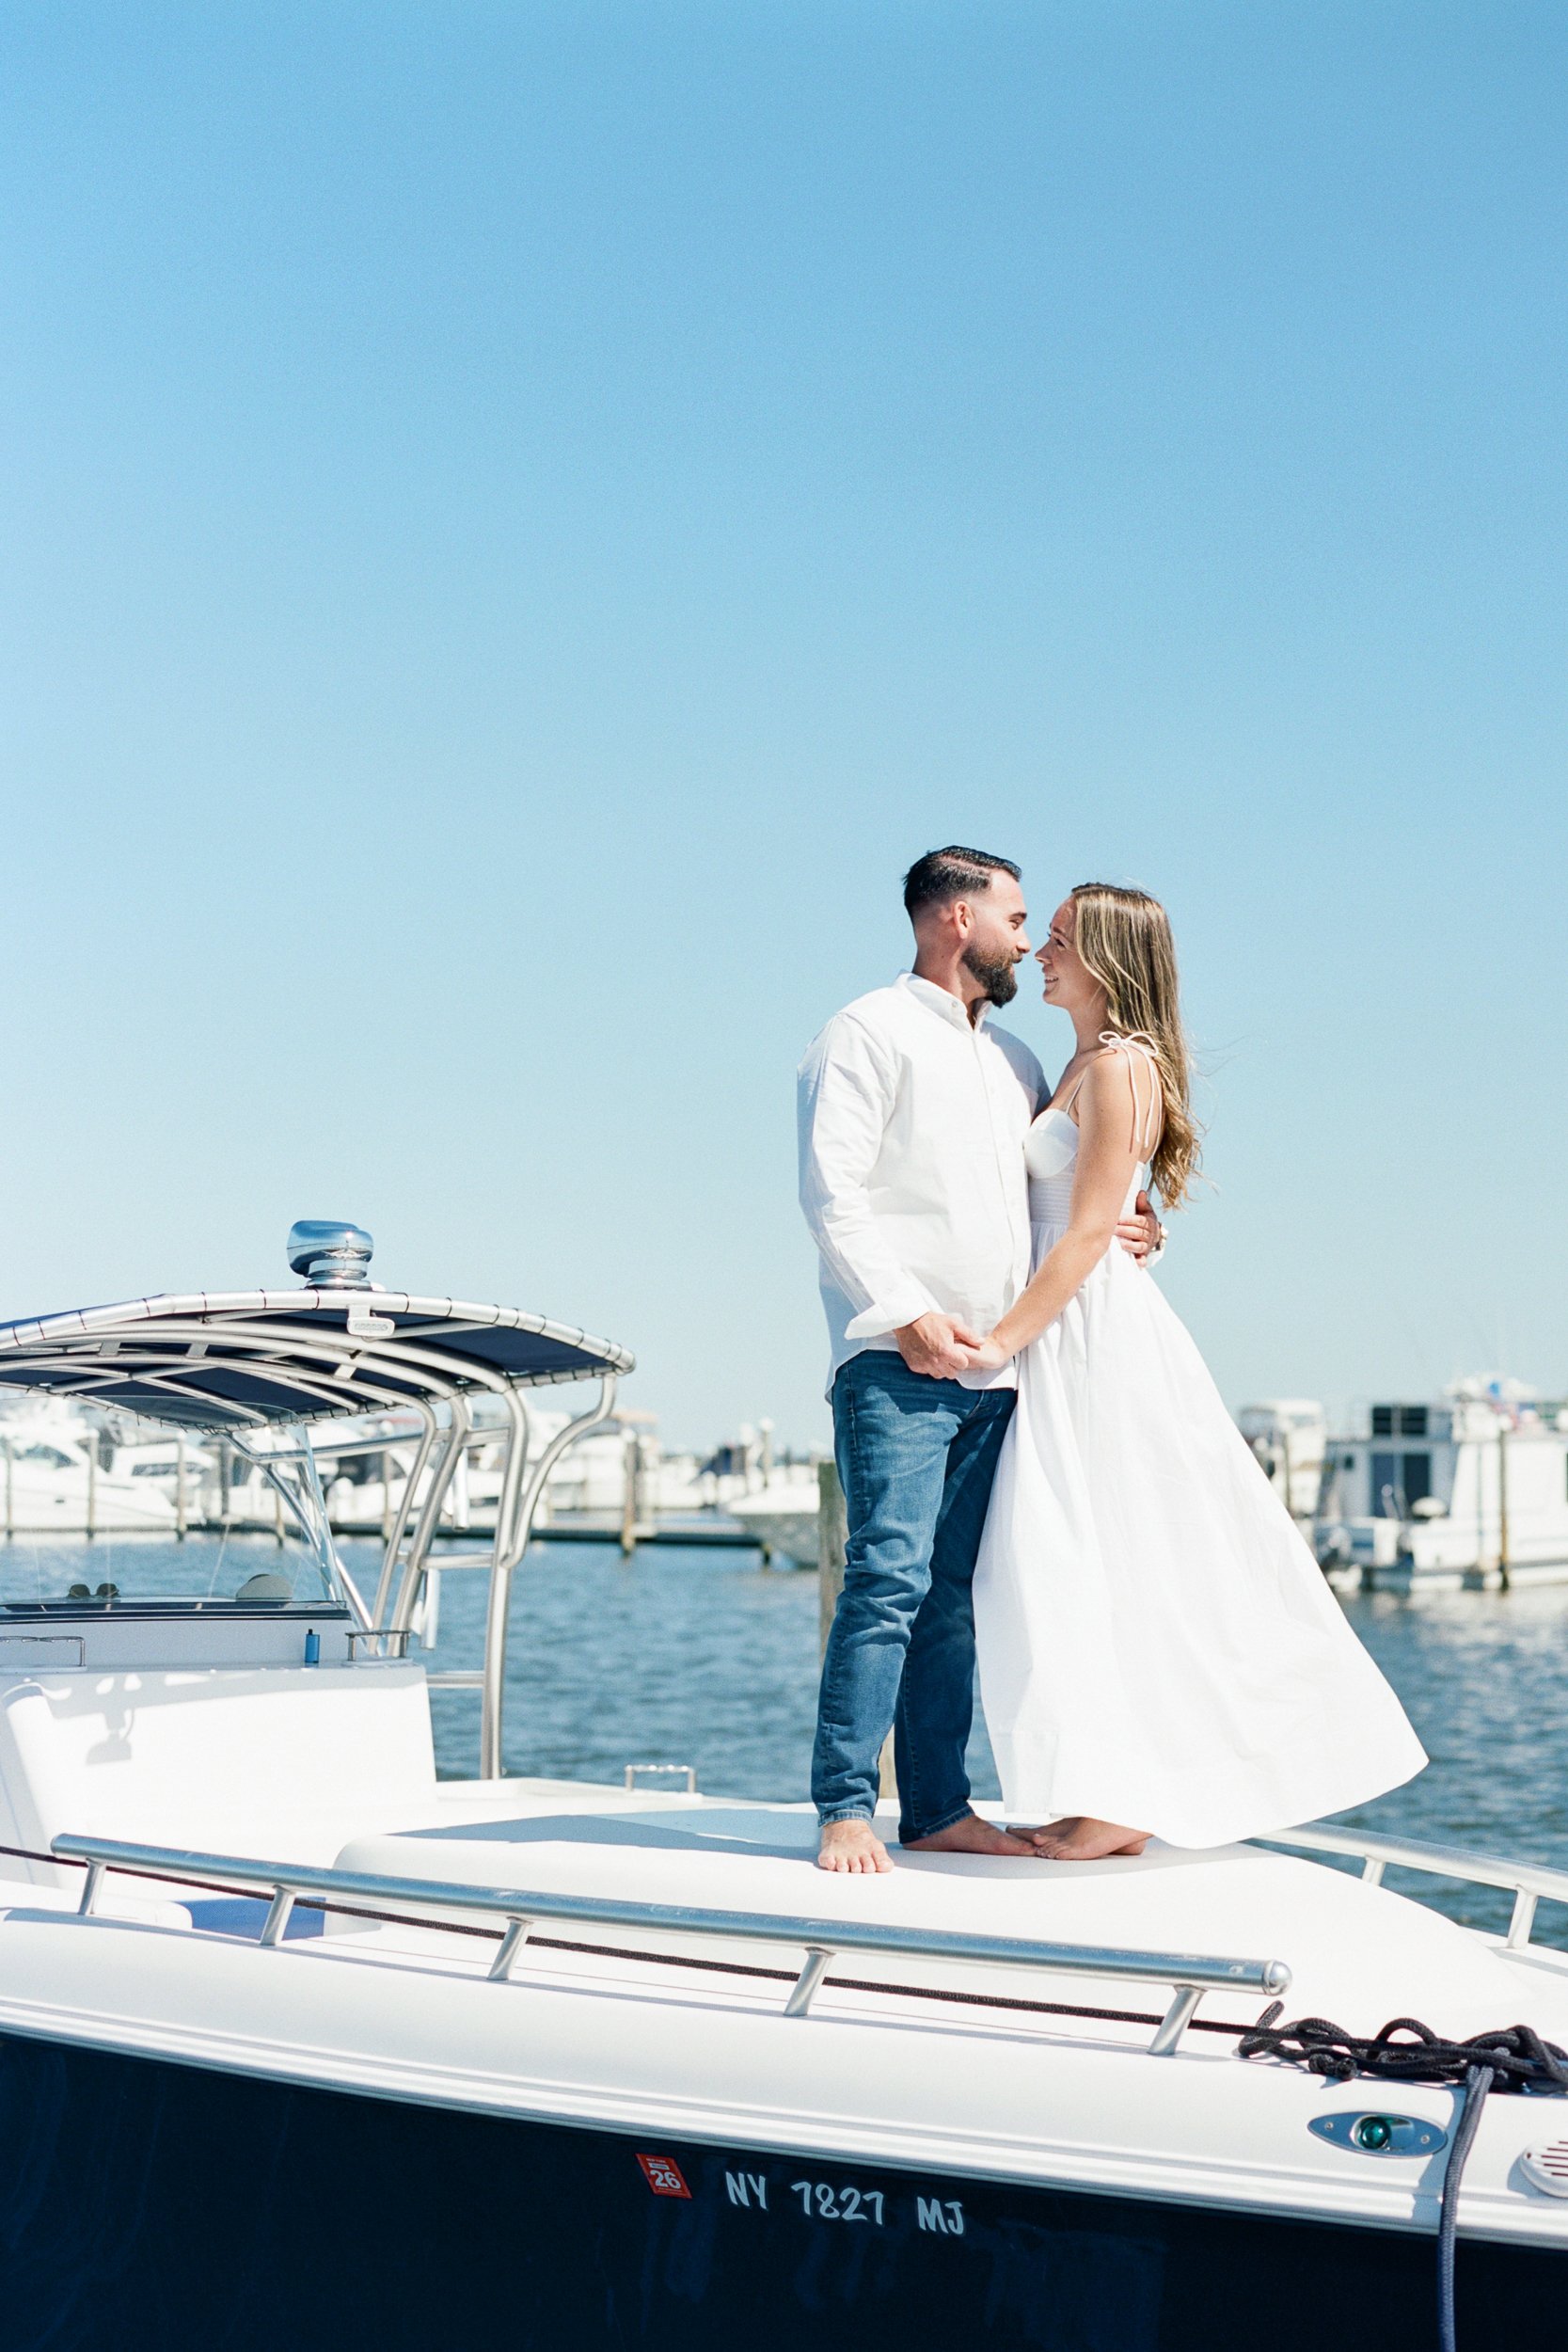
[0, 1225, 1562, 2349]
[1237, 1398, 1326, 1520]
[1315, 1377, 1568, 1591]
[312, 1402, 701, 1537]
[726, 1470, 824, 1565]
[0, 1401, 193, 1534]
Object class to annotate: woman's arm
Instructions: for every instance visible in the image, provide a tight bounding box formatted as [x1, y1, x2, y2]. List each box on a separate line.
[974, 1054, 1150, 1363]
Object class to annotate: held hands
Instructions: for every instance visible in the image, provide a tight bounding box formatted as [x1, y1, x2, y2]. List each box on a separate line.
[1117, 1188, 1164, 1266]
[894, 1311, 985, 1379]
[894, 1312, 1011, 1377]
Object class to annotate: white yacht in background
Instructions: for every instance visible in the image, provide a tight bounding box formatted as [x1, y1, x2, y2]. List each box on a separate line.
[1314, 1377, 1568, 1591]
[0, 1229, 1561, 2350]
[0, 1400, 194, 1534]
[311, 1401, 703, 1535]
[1237, 1398, 1327, 1520]
[725, 1469, 824, 1565]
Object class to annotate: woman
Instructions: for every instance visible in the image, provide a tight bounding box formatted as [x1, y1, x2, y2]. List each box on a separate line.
[968, 882, 1425, 1858]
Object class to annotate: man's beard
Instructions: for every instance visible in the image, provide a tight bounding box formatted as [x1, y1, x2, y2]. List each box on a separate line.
[961, 942, 1020, 1007]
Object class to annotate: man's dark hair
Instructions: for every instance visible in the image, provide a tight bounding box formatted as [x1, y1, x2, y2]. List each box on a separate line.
[902, 846, 1022, 919]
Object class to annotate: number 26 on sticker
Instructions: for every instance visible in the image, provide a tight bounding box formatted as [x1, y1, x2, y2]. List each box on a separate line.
[790, 2181, 885, 2224]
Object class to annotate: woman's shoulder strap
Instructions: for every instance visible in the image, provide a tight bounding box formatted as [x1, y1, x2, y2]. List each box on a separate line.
[1093, 1030, 1163, 1157]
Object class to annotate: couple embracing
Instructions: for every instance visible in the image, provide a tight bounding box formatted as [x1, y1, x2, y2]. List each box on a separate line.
[799, 847, 1424, 1875]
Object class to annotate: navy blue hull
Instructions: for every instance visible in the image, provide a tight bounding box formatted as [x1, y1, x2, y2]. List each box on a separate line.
[0, 2031, 1557, 2348]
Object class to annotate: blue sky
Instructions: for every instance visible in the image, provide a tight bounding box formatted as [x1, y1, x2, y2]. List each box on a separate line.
[3, 3, 1563, 1447]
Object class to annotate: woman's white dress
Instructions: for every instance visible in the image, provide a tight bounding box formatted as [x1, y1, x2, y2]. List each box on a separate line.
[973, 1045, 1426, 1849]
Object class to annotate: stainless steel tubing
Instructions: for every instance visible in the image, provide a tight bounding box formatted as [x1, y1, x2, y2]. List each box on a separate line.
[392, 1394, 472, 1633]
[371, 1404, 439, 1629]
[53, 1832, 1289, 2052]
[1253, 1821, 1568, 1949]
[480, 1373, 619, 1779]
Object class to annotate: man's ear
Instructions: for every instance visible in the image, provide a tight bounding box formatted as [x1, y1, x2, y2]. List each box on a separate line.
[951, 897, 974, 940]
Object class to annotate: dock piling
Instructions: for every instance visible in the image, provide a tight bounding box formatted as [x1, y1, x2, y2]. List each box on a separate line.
[621, 1431, 641, 1556]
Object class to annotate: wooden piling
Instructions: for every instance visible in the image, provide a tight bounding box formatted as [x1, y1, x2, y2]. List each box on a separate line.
[620, 1430, 641, 1556]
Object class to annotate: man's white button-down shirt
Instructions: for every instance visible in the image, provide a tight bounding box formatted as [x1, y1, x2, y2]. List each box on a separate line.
[798, 972, 1046, 1392]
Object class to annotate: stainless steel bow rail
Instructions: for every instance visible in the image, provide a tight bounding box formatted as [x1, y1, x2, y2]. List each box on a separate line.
[53, 1833, 1290, 2055]
[1251, 1823, 1568, 1951]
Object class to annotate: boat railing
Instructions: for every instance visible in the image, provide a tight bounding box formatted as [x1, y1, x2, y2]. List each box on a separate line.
[343, 1627, 413, 1661]
[356, 1372, 620, 1777]
[52, 1832, 1289, 2056]
[1252, 1821, 1568, 1950]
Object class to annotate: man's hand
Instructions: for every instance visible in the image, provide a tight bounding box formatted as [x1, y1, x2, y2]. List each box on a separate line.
[1116, 1188, 1164, 1266]
[894, 1311, 982, 1379]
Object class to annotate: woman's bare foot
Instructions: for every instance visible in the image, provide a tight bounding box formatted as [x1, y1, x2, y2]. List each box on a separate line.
[1032, 1816, 1150, 1860]
[817, 1819, 894, 1873]
[903, 1811, 1042, 1858]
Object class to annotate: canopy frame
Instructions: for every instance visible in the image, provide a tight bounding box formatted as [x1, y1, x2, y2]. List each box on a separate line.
[0, 1286, 632, 1779]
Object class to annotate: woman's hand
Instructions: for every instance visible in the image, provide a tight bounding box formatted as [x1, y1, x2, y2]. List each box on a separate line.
[966, 1333, 1012, 1372]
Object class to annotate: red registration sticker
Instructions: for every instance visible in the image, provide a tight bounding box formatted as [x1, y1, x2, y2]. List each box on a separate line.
[637, 2153, 692, 2199]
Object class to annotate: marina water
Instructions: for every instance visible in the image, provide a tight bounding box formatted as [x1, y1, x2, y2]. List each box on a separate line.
[20, 1532, 1568, 1949]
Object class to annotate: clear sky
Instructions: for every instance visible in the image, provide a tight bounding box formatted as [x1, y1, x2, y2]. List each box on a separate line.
[3, 3, 1563, 1450]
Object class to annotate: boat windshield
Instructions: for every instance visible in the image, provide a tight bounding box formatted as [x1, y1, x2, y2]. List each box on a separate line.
[0, 1418, 347, 1614]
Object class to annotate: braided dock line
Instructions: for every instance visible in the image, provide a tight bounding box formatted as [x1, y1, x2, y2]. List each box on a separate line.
[1240, 2008, 1568, 2352]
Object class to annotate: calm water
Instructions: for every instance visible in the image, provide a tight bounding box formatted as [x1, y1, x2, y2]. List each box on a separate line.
[16, 1533, 1568, 1947]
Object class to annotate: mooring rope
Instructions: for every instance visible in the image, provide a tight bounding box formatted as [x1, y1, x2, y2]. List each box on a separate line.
[1239, 2008, 1568, 2352]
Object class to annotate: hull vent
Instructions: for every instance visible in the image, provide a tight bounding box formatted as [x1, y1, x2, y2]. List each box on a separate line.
[1520, 2141, 1568, 2198]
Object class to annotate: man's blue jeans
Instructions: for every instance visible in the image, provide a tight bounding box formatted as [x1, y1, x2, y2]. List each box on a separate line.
[812, 1351, 1016, 1845]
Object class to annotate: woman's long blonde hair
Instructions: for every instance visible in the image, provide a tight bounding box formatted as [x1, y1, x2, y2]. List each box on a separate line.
[1069, 882, 1201, 1209]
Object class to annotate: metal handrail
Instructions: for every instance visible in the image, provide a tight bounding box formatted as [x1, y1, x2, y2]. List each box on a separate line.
[625, 1763, 698, 1792]
[344, 1628, 412, 1661]
[53, 1832, 1290, 2054]
[479, 1375, 618, 1778]
[1252, 1822, 1568, 1949]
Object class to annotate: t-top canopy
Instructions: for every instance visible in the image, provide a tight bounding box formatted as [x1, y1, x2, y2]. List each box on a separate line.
[0, 1291, 634, 1431]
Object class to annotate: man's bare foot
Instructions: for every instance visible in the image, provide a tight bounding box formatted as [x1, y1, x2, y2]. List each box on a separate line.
[1031, 1816, 1149, 1860]
[903, 1811, 1042, 1858]
[817, 1819, 894, 1873]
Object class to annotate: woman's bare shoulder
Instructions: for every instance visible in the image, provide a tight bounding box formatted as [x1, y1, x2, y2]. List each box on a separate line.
[1080, 1046, 1140, 1109]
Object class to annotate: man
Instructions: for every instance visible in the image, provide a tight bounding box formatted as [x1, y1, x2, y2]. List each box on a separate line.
[799, 848, 1160, 1872]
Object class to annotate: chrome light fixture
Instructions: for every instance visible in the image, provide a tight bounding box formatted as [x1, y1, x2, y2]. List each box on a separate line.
[287, 1220, 375, 1289]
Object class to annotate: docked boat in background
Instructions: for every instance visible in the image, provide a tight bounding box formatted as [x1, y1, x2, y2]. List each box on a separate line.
[0, 1400, 205, 1535]
[725, 1468, 824, 1565]
[1237, 1398, 1327, 1521]
[0, 1231, 1562, 2349]
[1315, 1376, 1568, 1592]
